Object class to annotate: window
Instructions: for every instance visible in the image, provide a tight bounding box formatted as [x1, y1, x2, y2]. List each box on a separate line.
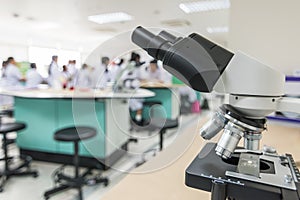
[28, 46, 81, 78]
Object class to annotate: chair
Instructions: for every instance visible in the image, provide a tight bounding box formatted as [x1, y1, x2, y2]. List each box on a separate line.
[0, 122, 38, 192]
[44, 126, 109, 200]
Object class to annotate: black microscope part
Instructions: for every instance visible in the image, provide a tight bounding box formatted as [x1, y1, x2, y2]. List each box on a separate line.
[131, 26, 234, 92]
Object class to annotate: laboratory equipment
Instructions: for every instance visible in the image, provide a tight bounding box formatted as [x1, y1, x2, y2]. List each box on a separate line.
[132, 26, 300, 200]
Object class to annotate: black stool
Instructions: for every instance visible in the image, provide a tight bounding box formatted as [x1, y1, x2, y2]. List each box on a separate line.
[44, 127, 109, 200]
[0, 122, 38, 192]
[151, 118, 179, 151]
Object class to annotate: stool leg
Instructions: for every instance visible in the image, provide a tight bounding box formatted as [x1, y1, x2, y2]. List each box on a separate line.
[2, 134, 9, 171]
[78, 188, 83, 200]
[159, 129, 166, 151]
[74, 141, 79, 178]
[74, 141, 83, 200]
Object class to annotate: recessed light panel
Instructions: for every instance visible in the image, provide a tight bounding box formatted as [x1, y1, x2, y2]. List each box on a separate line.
[88, 12, 133, 24]
[179, 0, 230, 13]
[206, 26, 229, 33]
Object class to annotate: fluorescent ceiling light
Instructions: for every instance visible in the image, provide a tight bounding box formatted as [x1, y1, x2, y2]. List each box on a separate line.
[206, 26, 229, 33]
[88, 12, 133, 24]
[179, 0, 230, 13]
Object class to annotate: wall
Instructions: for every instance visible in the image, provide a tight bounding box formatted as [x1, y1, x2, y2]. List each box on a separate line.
[228, 0, 300, 75]
[0, 43, 28, 62]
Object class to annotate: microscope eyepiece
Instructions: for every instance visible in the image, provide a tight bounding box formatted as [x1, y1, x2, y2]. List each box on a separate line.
[131, 26, 234, 92]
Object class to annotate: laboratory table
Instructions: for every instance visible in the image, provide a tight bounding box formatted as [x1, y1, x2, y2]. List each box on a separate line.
[0, 88, 154, 169]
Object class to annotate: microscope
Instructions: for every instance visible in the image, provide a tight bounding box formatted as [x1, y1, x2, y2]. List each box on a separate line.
[131, 26, 300, 199]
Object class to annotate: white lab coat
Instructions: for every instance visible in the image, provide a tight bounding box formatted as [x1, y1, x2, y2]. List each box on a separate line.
[5, 63, 22, 86]
[90, 64, 111, 89]
[48, 61, 62, 87]
[0, 76, 14, 106]
[110, 64, 123, 83]
[76, 68, 91, 88]
[146, 68, 163, 82]
[26, 69, 43, 88]
[0, 64, 23, 106]
[67, 64, 78, 87]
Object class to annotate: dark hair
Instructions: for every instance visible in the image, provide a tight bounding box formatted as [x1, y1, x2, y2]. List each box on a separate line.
[30, 63, 36, 69]
[2, 61, 8, 66]
[117, 58, 124, 66]
[101, 57, 109, 64]
[52, 55, 58, 60]
[82, 63, 88, 69]
[150, 59, 157, 64]
[130, 52, 140, 62]
[7, 57, 14, 63]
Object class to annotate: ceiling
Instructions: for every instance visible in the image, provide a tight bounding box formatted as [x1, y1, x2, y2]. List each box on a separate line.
[0, 0, 229, 54]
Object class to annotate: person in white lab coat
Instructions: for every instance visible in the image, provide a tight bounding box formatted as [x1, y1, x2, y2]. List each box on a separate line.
[145, 59, 163, 83]
[1, 61, 7, 79]
[90, 56, 111, 89]
[110, 58, 124, 82]
[76, 64, 91, 88]
[5, 57, 25, 86]
[67, 60, 78, 88]
[61, 65, 71, 89]
[48, 55, 62, 88]
[0, 61, 14, 106]
[26, 63, 43, 88]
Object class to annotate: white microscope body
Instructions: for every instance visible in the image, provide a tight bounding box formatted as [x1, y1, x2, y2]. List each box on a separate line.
[132, 26, 300, 200]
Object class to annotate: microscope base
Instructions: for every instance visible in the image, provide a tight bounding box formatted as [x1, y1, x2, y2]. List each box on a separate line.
[185, 143, 300, 200]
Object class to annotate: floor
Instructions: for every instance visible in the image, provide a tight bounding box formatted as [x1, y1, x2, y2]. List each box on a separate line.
[0, 113, 201, 200]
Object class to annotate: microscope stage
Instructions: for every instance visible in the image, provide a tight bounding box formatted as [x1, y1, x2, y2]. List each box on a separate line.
[185, 143, 300, 200]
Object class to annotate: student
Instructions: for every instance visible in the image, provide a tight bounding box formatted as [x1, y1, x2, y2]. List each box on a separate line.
[0, 61, 13, 106]
[67, 60, 78, 88]
[145, 59, 163, 83]
[91, 56, 111, 89]
[76, 64, 91, 88]
[1, 61, 8, 80]
[61, 65, 71, 89]
[26, 63, 43, 88]
[48, 55, 62, 88]
[5, 57, 25, 86]
[110, 58, 124, 82]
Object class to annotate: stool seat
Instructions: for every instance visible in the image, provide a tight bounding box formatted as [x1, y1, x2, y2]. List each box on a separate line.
[0, 121, 38, 192]
[143, 101, 162, 107]
[54, 127, 96, 142]
[45, 126, 108, 200]
[161, 119, 179, 129]
[0, 122, 26, 134]
[151, 118, 179, 130]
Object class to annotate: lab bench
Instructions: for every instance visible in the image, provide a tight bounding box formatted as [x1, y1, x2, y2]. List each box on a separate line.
[0, 88, 154, 169]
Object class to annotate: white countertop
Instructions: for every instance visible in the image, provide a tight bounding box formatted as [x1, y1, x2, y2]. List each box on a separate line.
[140, 81, 183, 88]
[0, 88, 155, 99]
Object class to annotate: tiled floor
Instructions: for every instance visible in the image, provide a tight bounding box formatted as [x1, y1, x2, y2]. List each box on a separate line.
[0, 113, 201, 200]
